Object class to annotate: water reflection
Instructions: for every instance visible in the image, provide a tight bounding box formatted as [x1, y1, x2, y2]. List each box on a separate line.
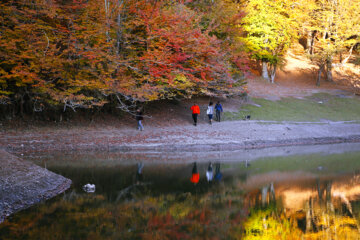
[243, 174, 360, 239]
[190, 162, 200, 184]
[206, 162, 213, 182]
[215, 163, 222, 182]
[135, 162, 144, 184]
[1, 150, 360, 239]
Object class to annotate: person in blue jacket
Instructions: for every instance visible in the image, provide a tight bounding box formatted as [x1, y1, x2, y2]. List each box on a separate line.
[215, 101, 223, 122]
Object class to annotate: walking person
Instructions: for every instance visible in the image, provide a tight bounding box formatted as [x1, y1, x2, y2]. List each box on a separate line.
[207, 102, 214, 125]
[135, 108, 144, 131]
[190, 102, 200, 126]
[215, 101, 223, 122]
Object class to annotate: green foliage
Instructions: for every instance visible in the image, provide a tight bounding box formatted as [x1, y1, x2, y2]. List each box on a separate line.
[224, 93, 360, 122]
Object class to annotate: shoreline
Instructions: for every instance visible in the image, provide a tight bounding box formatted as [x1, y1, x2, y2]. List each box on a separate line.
[0, 150, 72, 224]
[2, 121, 360, 154]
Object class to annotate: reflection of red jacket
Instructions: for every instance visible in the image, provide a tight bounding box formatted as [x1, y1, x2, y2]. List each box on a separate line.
[191, 105, 200, 114]
[190, 173, 200, 184]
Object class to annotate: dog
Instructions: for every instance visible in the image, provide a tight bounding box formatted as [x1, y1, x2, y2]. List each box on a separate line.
[243, 115, 251, 120]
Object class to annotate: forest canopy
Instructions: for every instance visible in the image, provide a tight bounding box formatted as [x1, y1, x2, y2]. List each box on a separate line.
[0, 0, 247, 116]
[0, 0, 359, 117]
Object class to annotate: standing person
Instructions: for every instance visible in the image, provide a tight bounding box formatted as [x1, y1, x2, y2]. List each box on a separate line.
[207, 102, 214, 125]
[215, 101, 223, 122]
[135, 108, 144, 131]
[190, 103, 200, 126]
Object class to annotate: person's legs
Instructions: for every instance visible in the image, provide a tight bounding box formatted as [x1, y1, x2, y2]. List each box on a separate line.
[138, 120, 144, 130]
[208, 114, 213, 124]
[216, 110, 221, 122]
[192, 114, 198, 126]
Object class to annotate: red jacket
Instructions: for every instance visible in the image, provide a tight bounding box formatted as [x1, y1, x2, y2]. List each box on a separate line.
[190, 173, 200, 184]
[190, 105, 200, 114]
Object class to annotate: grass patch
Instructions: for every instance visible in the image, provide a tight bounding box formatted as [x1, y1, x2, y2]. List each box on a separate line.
[224, 93, 360, 122]
[244, 151, 360, 175]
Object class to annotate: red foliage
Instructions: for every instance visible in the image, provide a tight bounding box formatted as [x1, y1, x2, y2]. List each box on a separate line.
[0, 0, 249, 112]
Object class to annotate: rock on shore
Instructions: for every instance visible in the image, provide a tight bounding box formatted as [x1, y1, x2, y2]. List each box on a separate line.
[0, 150, 71, 223]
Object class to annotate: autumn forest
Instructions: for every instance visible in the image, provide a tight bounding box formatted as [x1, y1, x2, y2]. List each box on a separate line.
[0, 0, 359, 118]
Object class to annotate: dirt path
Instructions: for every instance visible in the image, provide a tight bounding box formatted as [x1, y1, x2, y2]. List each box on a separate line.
[247, 50, 358, 100]
[2, 120, 360, 154]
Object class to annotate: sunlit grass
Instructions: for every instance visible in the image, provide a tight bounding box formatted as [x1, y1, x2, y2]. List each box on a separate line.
[224, 93, 360, 122]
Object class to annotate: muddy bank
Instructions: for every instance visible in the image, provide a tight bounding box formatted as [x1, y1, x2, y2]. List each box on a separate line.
[0, 150, 71, 223]
[2, 121, 360, 153]
[23, 142, 360, 167]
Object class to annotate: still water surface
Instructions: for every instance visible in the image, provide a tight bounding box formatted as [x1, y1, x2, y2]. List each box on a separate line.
[1, 144, 360, 239]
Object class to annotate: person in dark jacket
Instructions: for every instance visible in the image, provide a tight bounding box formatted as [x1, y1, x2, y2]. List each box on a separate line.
[215, 101, 223, 122]
[136, 108, 144, 131]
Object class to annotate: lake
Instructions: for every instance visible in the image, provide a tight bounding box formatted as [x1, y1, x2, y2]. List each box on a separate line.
[1, 143, 360, 239]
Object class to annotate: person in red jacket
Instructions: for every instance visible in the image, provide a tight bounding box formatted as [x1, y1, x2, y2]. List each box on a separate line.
[190, 103, 200, 126]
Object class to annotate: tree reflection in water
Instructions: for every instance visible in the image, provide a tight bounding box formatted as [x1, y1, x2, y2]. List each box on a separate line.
[243, 174, 360, 239]
[1, 162, 360, 239]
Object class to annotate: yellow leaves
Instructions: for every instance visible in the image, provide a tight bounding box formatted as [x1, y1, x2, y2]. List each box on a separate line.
[169, 203, 191, 220]
[170, 73, 195, 90]
[0, 90, 12, 95]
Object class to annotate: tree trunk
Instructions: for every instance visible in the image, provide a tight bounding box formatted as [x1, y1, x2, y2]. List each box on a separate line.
[269, 182, 275, 202]
[116, 13, 121, 54]
[262, 61, 269, 81]
[316, 179, 323, 201]
[261, 185, 268, 206]
[307, 30, 312, 53]
[342, 44, 354, 65]
[19, 95, 24, 118]
[104, 0, 110, 41]
[308, 31, 316, 55]
[269, 64, 277, 83]
[316, 65, 324, 86]
[305, 200, 312, 233]
[116, 0, 124, 55]
[326, 57, 333, 82]
[326, 181, 332, 202]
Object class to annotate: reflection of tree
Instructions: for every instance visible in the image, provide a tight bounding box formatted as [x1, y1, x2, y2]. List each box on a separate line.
[243, 204, 303, 240]
[261, 182, 275, 206]
[244, 177, 360, 239]
[0, 181, 247, 239]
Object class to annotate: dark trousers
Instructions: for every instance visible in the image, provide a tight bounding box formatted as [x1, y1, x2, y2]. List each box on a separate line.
[192, 113, 198, 125]
[216, 110, 221, 122]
